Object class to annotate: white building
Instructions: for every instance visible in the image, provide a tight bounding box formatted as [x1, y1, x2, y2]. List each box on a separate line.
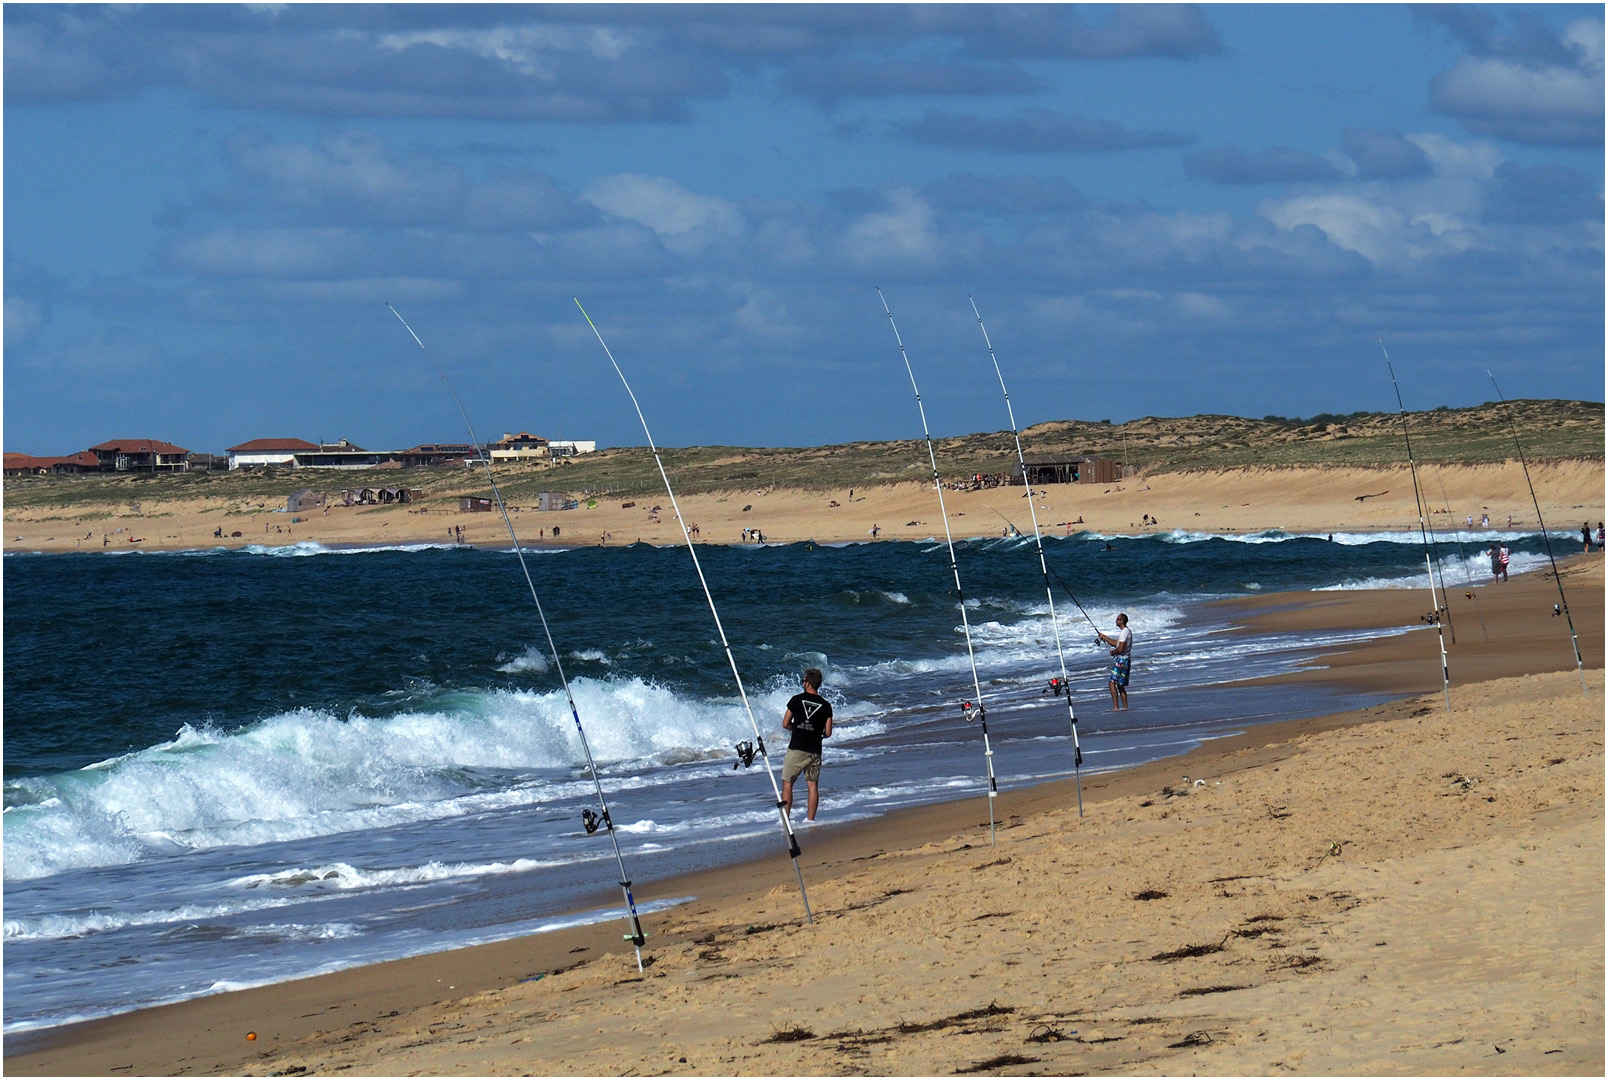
[227, 438, 319, 469]
[548, 440, 597, 457]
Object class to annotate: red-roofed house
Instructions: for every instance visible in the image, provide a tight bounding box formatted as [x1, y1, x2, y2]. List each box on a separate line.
[89, 439, 190, 472]
[227, 438, 320, 470]
[6, 450, 115, 476]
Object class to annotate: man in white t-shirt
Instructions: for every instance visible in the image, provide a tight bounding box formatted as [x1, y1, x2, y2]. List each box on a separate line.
[1096, 613, 1133, 711]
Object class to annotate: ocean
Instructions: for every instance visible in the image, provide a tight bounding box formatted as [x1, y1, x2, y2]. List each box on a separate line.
[2, 526, 1559, 1033]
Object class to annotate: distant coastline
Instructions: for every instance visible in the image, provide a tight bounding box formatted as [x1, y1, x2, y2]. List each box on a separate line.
[5, 459, 1603, 556]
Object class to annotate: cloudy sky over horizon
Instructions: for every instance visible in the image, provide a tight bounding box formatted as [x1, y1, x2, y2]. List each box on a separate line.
[5, 3, 1603, 455]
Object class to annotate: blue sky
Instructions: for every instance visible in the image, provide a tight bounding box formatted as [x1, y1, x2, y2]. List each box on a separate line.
[4, 3, 1603, 454]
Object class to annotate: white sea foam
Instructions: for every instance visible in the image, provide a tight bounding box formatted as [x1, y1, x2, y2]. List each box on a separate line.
[496, 646, 551, 674]
[2, 672, 888, 881]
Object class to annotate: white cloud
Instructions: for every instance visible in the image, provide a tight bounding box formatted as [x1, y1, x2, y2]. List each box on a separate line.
[582, 174, 745, 253]
[1430, 17, 1604, 145]
[229, 130, 463, 222]
[843, 187, 937, 261]
[377, 26, 634, 77]
[1261, 193, 1408, 266]
[167, 228, 366, 277]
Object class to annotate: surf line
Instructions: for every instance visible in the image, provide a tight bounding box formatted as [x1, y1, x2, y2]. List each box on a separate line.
[1487, 371, 1588, 695]
[386, 304, 650, 970]
[573, 297, 815, 922]
[970, 296, 1085, 818]
[1378, 339, 1452, 712]
[876, 287, 1000, 846]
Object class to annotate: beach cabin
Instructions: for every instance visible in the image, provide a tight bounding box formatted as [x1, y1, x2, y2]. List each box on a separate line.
[1016, 455, 1124, 485]
[286, 488, 326, 513]
[537, 492, 578, 511]
[460, 496, 494, 512]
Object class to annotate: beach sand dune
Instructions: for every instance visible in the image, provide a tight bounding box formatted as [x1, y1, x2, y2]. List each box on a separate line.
[11, 560, 1602, 1076]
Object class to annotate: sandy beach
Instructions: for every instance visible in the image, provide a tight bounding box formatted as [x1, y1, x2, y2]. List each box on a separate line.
[9, 553, 1601, 1076]
[5, 460, 1603, 553]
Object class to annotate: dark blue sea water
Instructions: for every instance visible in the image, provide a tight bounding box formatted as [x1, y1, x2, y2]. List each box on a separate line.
[2, 527, 1558, 1032]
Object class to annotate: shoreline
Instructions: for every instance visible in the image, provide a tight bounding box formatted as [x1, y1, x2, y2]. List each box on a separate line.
[9, 557, 1601, 1075]
[6, 461, 1603, 555]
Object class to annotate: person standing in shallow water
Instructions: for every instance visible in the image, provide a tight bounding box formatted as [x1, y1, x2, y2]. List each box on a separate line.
[780, 668, 833, 822]
[1096, 613, 1133, 711]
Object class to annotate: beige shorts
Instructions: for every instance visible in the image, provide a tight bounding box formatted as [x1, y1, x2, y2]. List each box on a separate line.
[782, 749, 822, 785]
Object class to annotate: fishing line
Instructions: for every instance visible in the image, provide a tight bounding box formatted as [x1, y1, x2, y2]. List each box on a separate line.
[573, 297, 815, 918]
[1379, 340, 1451, 712]
[1487, 372, 1587, 695]
[981, 501, 1104, 634]
[1431, 463, 1490, 642]
[386, 304, 648, 970]
[971, 296, 1085, 816]
[877, 288, 999, 845]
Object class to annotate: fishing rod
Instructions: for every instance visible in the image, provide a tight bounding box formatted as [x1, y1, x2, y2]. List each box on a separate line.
[573, 297, 815, 919]
[1487, 372, 1587, 695]
[386, 304, 648, 970]
[1431, 463, 1490, 642]
[971, 296, 1084, 816]
[1379, 340, 1451, 713]
[877, 288, 999, 845]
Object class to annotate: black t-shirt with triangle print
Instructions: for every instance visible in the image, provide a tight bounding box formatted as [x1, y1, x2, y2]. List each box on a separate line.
[785, 692, 833, 755]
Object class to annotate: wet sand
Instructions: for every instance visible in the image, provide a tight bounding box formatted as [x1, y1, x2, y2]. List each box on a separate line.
[8, 556, 1602, 1076]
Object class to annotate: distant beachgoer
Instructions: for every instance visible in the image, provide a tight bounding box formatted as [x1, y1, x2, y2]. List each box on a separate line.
[780, 668, 834, 822]
[870, 524, 880, 539]
[1506, 514, 1513, 530]
[1489, 544, 1501, 582]
[1498, 544, 1510, 581]
[1585, 522, 1593, 553]
[1096, 614, 1132, 711]
[1598, 524, 1605, 552]
[1467, 515, 1474, 528]
[1481, 513, 1490, 528]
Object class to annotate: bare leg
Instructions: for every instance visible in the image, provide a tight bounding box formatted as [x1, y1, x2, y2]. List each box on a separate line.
[1118, 685, 1128, 710]
[780, 778, 794, 819]
[805, 779, 820, 821]
[1109, 680, 1120, 710]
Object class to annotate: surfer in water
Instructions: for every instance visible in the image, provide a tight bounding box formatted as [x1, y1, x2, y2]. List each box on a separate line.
[1096, 613, 1132, 711]
[780, 668, 833, 822]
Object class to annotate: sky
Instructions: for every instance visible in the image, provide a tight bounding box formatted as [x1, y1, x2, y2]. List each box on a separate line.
[4, 3, 1603, 454]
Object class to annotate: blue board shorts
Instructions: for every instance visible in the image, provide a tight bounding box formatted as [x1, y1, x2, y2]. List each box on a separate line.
[1111, 654, 1132, 688]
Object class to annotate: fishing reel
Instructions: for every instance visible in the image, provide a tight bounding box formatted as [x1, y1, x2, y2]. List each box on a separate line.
[960, 701, 986, 724]
[1043, 676, 1070, 698]
[581, 807, 611, 835]
[734, 738, 766, 769]
[1419, 606, 1447, 626]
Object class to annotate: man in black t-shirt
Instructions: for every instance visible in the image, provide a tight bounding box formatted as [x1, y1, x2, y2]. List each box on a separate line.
[780, 667, 834, 822]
